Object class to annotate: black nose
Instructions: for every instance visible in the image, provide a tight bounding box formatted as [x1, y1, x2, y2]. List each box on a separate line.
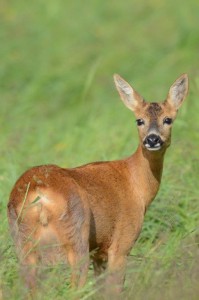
[145, 134, 161, 147]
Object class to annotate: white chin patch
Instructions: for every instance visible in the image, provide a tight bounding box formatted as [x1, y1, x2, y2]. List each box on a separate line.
[145, 143, 161, 151]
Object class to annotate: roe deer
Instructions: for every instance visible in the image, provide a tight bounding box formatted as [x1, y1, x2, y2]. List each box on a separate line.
[7, 73, 188, 295]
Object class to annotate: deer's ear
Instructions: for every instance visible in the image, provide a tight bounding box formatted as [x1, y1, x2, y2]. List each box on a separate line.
[114, 74, 144, 111]
[167, 74, 189, 110]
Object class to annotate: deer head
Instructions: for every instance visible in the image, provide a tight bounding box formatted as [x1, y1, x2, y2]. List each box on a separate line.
[114, 73, 189, 152]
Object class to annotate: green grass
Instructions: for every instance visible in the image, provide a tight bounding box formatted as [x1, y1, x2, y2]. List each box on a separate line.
[1, 0, 199, 299]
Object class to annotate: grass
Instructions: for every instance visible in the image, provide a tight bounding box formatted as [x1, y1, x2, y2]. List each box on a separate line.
[1, 0, 199, 299]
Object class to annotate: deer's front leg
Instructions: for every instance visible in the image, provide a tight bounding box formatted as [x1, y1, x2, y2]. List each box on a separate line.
[106, 251, 127, 295]
[106, 215, 144, 296]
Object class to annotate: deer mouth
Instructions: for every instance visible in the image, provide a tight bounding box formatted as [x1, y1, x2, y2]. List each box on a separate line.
[143, 134, 164, 151]
[144, 143, 162, 151]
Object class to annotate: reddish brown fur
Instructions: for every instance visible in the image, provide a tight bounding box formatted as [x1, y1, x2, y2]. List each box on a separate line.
[7, 73, 188, 295]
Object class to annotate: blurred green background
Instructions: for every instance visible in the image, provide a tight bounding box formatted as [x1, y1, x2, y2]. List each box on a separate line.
[0, 0, 199, 299]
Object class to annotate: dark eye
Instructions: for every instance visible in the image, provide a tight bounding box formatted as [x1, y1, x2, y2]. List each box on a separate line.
[163, 117, 172, 125]
[136, 119, 145, 126]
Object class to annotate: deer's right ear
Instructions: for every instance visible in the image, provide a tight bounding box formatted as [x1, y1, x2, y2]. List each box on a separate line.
[167, 73, 189, 110]
[114, 74, 144, 111]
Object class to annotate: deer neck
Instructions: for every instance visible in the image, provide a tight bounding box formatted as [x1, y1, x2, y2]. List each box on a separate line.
[127, 145, 166, 208]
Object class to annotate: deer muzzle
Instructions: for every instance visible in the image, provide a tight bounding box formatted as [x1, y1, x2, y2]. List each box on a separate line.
[143, 134, 163, 151]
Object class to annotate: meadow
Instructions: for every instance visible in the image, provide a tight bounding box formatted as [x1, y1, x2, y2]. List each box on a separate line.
[0, 0, 199, 299]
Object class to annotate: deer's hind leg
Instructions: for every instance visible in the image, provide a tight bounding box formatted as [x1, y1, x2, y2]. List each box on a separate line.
[66, 244, 89, 289]
[7, 202, 40, 296]
[92, 252, 108, 295]
[20, 242, 39, 296]
[57, 192, 90, 289]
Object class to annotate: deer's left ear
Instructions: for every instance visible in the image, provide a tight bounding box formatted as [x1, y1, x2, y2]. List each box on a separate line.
[167, 74, 189, 110]
[114, 74, 144, 112]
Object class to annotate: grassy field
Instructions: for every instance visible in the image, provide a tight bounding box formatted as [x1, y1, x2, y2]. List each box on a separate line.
[1, 0, 199, 299]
